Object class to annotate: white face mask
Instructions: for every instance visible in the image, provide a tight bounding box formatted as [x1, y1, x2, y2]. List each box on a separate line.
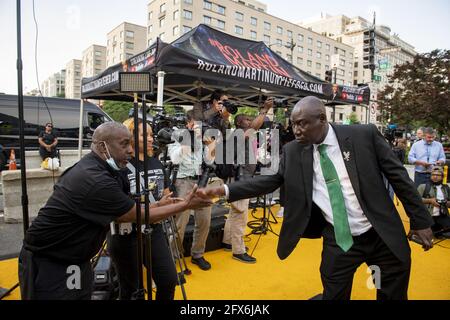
[102, 141, 121, 171]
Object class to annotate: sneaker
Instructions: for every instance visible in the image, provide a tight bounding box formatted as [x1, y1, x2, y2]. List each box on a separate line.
[232, 253, 256, 264]
[191, 257, 211, 270]
[276, 207, 284, 218]
[222, 243, 248, 252]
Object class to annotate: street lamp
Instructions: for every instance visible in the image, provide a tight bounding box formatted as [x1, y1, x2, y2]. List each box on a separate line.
[268, 39, 296, 63]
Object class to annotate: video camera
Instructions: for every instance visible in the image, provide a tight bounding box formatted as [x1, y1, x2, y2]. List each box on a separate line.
[222, 100, 238, 115]
[437, 199, 449, 217]
[383, 124, 404, 145]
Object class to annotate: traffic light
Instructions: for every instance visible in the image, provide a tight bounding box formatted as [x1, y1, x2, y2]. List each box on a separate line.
[363, 29, 376, 71]
[325, 70, 333, 82]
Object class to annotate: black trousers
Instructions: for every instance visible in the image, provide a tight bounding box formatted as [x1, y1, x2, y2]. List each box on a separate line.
[18, 247, 92, 300]
[320, 224, 411, 300]
[107, 223, 178, 300]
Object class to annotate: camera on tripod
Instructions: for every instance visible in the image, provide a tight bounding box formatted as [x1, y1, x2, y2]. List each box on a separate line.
[273, 98, 288, 108]
[222, 100, 238, 115]
[437, 199, 449, 216]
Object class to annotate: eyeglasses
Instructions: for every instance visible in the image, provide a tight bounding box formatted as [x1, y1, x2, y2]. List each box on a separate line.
[46, 125, 53, 128]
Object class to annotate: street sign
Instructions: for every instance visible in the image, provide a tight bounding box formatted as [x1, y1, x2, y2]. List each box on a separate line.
[372, 74, 382, 82]
[369, 102, 377, 124]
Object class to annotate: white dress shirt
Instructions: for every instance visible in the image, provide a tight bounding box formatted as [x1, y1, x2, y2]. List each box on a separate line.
[432, 185, 445, 217]
[313, 124, 372, 235]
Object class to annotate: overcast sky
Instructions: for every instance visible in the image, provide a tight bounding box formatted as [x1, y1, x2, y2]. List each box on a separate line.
[0, 0, 448, 95]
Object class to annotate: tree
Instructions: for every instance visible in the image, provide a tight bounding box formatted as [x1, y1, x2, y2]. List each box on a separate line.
[102, 100, 133, 123]
[378, 49, 450, 136]
[348, 112, 360, 124]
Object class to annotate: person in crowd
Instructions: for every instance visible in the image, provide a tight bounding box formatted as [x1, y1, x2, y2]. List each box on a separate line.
[19, 122, 211, 300]
[107, 117, 180, 300]
[417, 165, 450, 239]
[408, 127, 446, 187]
[198, 96, 433, 300]
[38, 122, 58, 160]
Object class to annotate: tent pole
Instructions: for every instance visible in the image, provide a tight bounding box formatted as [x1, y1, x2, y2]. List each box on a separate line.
[78, 99, 84, 159]
[157, 71, 165, 107]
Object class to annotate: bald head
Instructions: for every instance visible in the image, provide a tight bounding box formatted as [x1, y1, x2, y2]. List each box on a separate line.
[92, 122, 130, 145]
[290, 96, 328, 145]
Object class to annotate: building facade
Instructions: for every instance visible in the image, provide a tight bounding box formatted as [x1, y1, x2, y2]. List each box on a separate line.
[40, 70, 66, 97]
[106, 22, 147, 67]
[82, 44, 107, 78]
[302, 14, 417, 127]
[65, 59, 82, 99]
[146, 0, 355, 122]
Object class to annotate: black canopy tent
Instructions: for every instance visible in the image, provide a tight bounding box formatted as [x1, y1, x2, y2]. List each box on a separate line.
[81, 24, 370, 108]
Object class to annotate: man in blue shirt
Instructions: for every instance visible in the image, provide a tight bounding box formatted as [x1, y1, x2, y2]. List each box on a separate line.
[408, 127, 446, 187]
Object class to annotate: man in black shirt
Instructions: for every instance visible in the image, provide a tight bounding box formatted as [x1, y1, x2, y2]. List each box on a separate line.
[38, 122, 58, 160]
[19, 122, 211, 300]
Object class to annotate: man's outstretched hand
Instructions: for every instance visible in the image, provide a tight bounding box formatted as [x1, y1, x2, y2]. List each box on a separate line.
[196, 186, 226, 199]
[183, 185, 213, 210]
[409, 228, 434, 251]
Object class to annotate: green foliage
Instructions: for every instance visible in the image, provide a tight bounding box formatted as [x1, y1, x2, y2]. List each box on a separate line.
[378, 49, 450, 136]
[102, 100, 133, 123]
[348, 112, 360, 124]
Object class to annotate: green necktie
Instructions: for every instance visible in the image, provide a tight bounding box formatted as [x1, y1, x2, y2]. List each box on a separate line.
[318, 144, 353, 252]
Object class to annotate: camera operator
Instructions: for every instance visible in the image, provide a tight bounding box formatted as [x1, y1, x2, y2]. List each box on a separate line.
[107, 118, 183, 300]
[221, 97, 274, 264]
[18, 122, 211, 300]
[168, 110, 217, 271]
[417, 166, 450, 239]
[192, 89, 232, 136]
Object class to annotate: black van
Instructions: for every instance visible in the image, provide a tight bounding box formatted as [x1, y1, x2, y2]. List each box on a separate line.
[0, 94, 112, 170]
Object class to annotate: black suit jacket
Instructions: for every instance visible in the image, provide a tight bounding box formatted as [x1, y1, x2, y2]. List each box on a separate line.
[228, 124, 433, 262]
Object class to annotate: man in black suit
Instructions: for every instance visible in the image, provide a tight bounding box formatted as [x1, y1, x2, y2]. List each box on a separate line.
[198, 96, 434, 300]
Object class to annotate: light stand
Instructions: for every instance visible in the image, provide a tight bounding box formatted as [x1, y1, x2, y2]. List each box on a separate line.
[0, 0, 28, 300]
[119, 72, 153, 300]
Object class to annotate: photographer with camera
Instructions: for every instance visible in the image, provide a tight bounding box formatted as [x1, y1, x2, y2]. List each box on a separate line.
[168, 110, 217, 271]
[417, 166, 450, 239]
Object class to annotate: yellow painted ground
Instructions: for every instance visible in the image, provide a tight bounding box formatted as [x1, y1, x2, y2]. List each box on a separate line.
[1, 202, 449, 300]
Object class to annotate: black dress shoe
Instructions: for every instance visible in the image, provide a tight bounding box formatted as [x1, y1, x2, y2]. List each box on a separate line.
[191, 257, 211, 270]
[232, 253, 256, 264]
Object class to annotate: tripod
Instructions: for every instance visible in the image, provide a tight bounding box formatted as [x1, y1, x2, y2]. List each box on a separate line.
[247, 193, 279, 237]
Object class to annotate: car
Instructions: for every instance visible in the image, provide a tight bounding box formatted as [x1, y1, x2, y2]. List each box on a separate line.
[0, 94, 112, 171]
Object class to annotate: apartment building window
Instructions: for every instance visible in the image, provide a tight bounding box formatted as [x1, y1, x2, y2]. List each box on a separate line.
[263, 35, 270, 44]
[326, 44, 330, 51]
[107, 39, 110, 46]
[235, 12, 243, 21]
[95, 59, 101, 65]
[337, 69, 345, 76]
[148, 38, 153, 46]
[298, 46, 303, 53]
[287, 30, 293, 38]
[334, 47, 339, 54]
[348, 71, 353, 77]
[349, 52, 353, 59]
[250, 30, 257, 40]
[148, 11, 153, 21]
[173, 25, 179, 36]
[277, 26, 283, 35]
[348, 61, 352, 68]
[217, 20, 225, 29]
[183, 10, 192, 20]
[126, 31, 134, 38]
[298, 34, 304, 42]
[308, 49, 312, 56]
[148, 25, 153, 33]
[217, 5, 225, 15]
[340, 49, 346, 57]
[183, 25, 192, 34]
[160, 3, 166, 13]
[297, 57, 303, 65]
[307, 37, 313, 45]
[316, 73, 321, 78]
[113, 35, 117, 42]
[125, 42, 134, 50]
[126, 53, 134, 59]
[307, 60, 312, 67]
[316, 52, 322, 59]
[251, 17, 257, 26]
[120, 31, 123, 38]
[159, 32, 165, 41]
[325, 65, 329, 70]
[340, 59, 346, 67]
[184, 0, 192, 4]
[203, 0, 212, 10]
[159, 17, 165, 27]
[95, 51, 102, 56]
[352, 106, 356, 112]
[316, 62, 321, 69]
[325, 54, 330, 61]
[276, 39, 282, 46]
[173, 10, 179, 20]
[339, 113, 343, 121]
[287, 54, 292, 62]
[354, 62, 358, 68]
[317, 41, 322, 48]
[235, 25, 243, 35]
[203, 15, 211, 24]
[264, 22, 271, 31]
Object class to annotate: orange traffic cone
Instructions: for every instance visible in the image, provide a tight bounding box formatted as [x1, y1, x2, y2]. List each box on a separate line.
[8, 149, 17, 170]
